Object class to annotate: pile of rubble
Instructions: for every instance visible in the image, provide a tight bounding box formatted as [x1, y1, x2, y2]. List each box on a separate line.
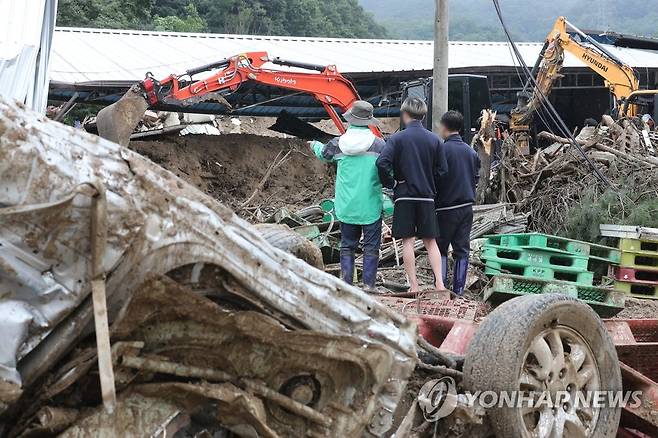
[261, 201, 526, 296]
[6, 95, 658, 437]
[487, 115, 658, 235]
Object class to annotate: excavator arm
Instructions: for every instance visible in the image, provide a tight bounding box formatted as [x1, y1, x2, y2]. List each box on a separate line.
[550, 17, 639, 110]
[97, 51, 381, 146]
[511, 16, 643, 151]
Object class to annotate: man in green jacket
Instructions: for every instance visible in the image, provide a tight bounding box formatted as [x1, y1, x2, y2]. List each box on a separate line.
[310, 101, 392, 291]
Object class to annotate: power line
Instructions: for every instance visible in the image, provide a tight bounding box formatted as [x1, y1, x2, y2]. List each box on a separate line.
[492, 0, 611, 187]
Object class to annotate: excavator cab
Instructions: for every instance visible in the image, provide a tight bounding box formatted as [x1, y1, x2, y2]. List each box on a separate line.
[400, 75, 492, 143]
[620, 90, 658, 120]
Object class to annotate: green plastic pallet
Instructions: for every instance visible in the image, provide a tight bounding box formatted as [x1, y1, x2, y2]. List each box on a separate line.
[620, 251, 658, 272]
[485, 274, 625, 317]
[485, 233, 621, 264]
[484, 260, 595, 286]
[614, 280, 658, 300]
[482, 245, 591, 270]
[293, 224, 321, 241]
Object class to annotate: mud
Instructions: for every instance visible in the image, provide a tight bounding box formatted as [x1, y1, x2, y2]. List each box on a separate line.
[130, 134, 334, 217]
[615, 297, 658, 319]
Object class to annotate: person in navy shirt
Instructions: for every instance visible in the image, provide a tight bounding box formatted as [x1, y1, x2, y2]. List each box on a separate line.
[377, 97, 448, 292]
[435, 110, 481, 295]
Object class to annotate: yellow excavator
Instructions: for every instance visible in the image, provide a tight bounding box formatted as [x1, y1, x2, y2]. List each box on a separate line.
[512, 16, 658, 151]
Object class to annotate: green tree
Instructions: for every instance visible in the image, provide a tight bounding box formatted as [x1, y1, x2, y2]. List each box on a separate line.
[220, 0, 389, 38]
[57, 0, 154, 29]
[154, 3, 206, 32]
[57, 0, 388, 38]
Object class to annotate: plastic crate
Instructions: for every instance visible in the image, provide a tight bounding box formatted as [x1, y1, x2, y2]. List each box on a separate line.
[484, 260, 595, 286]
[620, 252, 658, 272]
[485, 233, 621, 263]
[615, 280, 658, 300]
[484, 274, 625, 318]
[614, 267, 658, 285]
[482, 245, 591, 270]
[620, 238, 658, 256]
[375, 296, 484, 321]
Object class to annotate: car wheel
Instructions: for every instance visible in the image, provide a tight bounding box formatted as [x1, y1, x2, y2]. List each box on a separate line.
[463, 293, 621, 438]
[255, 223, 324, 269]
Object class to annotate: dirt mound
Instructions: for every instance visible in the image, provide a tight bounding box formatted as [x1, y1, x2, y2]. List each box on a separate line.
[130, 133, 334, 217]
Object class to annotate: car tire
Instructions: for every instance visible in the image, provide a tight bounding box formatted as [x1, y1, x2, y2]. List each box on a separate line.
[463, 293, 621, 438]
[255, 223, 324, 269]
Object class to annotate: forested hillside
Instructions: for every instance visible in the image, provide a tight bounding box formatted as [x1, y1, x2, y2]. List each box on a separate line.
[55, 0, 658, 41]
[56, 0, 387, 38]
[360, 0, 658, 41]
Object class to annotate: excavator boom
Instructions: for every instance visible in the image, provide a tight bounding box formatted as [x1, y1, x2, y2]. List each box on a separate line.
[517, 16, 643, 121]
[97, 51, 381, 146]
[553, 17, 640, 109]
[511, 16, 651, 151]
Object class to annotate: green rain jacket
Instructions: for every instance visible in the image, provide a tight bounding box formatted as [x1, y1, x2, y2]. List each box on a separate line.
[311, 126, 392, 225]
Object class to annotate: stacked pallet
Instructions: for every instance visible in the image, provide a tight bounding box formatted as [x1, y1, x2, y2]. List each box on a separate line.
[614, 238, 658, 299]
[482, 233, 625, 317]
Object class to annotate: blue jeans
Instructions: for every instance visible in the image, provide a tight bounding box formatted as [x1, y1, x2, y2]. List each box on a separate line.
[340, 219, 382, 257]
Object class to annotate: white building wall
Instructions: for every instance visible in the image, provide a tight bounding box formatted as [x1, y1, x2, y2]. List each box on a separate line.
[0, 0, 58, 112]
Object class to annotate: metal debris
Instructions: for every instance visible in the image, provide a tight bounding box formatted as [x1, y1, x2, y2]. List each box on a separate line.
[0, 97, 417, 436]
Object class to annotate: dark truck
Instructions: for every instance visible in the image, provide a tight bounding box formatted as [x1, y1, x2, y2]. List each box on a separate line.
[401, 75, 492, 143]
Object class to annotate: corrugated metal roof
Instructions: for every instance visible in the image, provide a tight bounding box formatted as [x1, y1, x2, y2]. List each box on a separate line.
[0, 0, 57, 112]
[50, 27, 658, 84]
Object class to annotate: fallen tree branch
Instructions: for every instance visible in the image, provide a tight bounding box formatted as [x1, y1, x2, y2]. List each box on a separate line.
[537, 131, 587, 146]
[240, 150, 292, 208]
[592, 143, 658, 167]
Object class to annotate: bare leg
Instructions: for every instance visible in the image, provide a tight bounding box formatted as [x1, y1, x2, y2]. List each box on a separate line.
[423, 238, 445, 290]
[402, 238, 419, 292]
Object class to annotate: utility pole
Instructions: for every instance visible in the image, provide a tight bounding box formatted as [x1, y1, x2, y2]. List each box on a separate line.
[432, 0, 449, 133]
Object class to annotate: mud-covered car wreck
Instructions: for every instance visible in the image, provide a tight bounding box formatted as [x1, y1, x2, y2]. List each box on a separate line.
[0, 98, 418, 437]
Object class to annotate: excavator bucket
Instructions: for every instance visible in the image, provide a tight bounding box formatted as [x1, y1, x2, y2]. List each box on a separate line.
[96, 85, 149, 146]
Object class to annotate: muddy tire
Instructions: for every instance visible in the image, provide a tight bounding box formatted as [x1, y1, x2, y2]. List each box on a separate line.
[255, 224, 324, 269]
[463, 293, 621, 438]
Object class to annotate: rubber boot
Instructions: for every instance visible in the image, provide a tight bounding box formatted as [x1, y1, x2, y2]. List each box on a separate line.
[453, 257, 469, 296]
[340, 251, 355, 285]
[362, 254, 379, 292]
[441, 256, 449, 288]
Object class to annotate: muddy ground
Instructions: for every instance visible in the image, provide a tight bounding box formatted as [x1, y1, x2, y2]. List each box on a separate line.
[615, 297, 658, 319]
[131, 133, 335, 218]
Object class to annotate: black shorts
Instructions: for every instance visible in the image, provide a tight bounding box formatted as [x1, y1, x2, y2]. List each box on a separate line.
[392, 200, 438, 238]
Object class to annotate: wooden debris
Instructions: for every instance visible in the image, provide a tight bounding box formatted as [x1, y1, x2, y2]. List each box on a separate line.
[472, 109, 497, 204]
[488, 116, 658, 236]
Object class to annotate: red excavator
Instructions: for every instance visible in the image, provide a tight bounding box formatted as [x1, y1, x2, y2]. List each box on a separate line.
[96, 51, 382, 145]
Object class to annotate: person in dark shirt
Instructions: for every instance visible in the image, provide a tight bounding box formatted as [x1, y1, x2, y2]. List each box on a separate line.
[377, 97, 448, 292]
[435, 110, 481, 295]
